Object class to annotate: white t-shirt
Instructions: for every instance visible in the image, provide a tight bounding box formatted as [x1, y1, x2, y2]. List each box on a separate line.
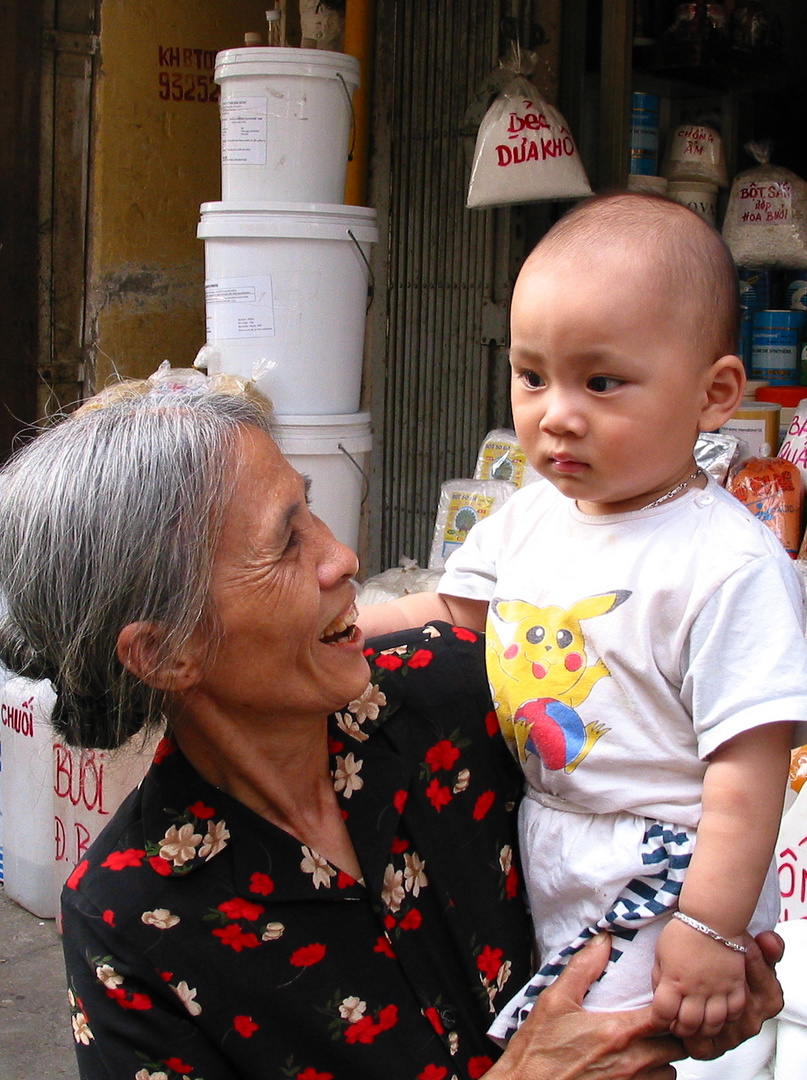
[440, 477, 807, 829]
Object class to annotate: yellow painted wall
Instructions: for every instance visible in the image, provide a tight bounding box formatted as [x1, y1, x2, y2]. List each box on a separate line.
[88, 0, 269, 386]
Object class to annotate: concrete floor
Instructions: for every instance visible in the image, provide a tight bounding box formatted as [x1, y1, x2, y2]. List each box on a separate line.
[0, 884, 77, 1080]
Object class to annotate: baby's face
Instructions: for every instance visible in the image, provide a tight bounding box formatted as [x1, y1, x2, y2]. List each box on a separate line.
[509, 251, 713, 516]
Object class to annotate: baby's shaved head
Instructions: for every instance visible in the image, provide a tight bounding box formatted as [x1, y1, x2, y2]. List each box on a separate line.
[521, 193, 740, 363]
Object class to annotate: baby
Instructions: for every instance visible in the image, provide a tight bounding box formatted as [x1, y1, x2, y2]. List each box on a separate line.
[359, 193, 807, 1059]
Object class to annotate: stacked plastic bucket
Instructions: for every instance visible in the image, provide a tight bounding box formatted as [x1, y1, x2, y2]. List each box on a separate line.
[198, 47, 377, 552]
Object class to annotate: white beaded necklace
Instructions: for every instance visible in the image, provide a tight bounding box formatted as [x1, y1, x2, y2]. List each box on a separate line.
[642, 469, 703, 511]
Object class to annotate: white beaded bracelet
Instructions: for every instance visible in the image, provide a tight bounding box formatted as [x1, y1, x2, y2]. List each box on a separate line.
[672, 911, 748, 953]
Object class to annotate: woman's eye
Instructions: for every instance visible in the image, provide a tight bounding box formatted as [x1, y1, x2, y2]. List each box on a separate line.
[587, 375, 622, 393]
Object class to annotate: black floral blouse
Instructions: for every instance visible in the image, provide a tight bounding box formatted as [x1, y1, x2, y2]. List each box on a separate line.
[61, 623, 532, 1080]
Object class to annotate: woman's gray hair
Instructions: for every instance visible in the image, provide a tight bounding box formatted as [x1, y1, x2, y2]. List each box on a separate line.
[0, 376, 274, 749]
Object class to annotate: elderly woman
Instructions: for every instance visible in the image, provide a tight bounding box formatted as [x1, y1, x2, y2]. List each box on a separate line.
[0, 370, 779, 1080]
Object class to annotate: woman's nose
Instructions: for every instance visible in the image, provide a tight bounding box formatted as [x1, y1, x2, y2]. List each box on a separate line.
[315, 516, 359, 585]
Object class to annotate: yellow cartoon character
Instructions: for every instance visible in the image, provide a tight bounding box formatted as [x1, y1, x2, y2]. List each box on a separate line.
[487, 592, 630, 771]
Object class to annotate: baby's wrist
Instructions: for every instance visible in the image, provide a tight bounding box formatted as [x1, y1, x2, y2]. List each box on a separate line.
[672, 911, 748, 953]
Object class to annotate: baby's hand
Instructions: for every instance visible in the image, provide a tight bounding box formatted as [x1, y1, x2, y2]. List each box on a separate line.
[651, 914, 747, 1038]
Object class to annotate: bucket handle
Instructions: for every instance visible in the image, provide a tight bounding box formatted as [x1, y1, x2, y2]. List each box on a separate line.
[336, 72, 357, 162]
[338, 441, 370, 506]
[348, 228, 375, 311]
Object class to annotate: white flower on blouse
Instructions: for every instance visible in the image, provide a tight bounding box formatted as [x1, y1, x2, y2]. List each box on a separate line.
[300, 846, 336, 889]
[262, 921, 285, 941]
[135, 1072, 168, 1080]
[339, 996, 367, 1022]
[141, 908, 180, 930]
[333, 752, 364, 797]
[199, 819, 230, 860]
[403, 851, 428, 896]
[335, 710, 370, 742]
[159, 822, 202, 866]
[171, 980, 202, 1016]
[346, 683, 387, 723]
[94, 963, 123, 989]
[497, 959, 512, 992]
[382, 863, 405, 913]
[422, 624, 442, 638]
[453, 769, 470, 794]
[448, 1031, 459, 1055]
[71, 1010, 94, 1045]
[499, 844, 513, 876]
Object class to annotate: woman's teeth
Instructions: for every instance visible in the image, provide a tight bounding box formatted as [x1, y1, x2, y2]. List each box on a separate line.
[320, 604, 358, 643]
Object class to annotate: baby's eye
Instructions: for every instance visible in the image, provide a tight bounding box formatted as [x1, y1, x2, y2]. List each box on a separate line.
[519, 370, 545, 389]
[587, 375, 623, 393]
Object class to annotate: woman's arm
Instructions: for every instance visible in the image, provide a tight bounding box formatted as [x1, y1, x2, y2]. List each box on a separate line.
[486, 935, 681, 1080]
[357, 592, 488, 638]
[485, 928, 784, 1080]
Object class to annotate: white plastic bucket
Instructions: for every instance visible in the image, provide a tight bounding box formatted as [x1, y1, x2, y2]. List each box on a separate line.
[275, 413, 372, 552]
[216, 47, 360, 203]
[0, 678, 57, 918]
[198, 202, 377, 416]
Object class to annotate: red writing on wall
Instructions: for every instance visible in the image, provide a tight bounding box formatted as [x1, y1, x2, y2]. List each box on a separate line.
[1, 696, 35, 738]
[158, 45, 219, 103]
[778, 835, 807, 920]
[54, 744, 111, 815]
[55, 816, 92, 864]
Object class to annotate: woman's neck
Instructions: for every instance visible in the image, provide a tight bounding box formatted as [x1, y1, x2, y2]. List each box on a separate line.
[169, 703, 363, 881]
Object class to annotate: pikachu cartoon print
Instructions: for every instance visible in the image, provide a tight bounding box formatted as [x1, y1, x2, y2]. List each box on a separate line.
[487, 592, 630, 772]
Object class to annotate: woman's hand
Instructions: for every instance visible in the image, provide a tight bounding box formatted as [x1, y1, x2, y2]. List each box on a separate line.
[682, 929, 784, 1061]
[486, 934, 682, 1080]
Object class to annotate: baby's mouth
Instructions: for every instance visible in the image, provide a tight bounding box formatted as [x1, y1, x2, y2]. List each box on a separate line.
[320, 604, 359, 645]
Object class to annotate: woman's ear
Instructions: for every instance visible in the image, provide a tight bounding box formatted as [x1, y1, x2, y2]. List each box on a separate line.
[116, 622, 202, 692]
[698, 354, 746, 432]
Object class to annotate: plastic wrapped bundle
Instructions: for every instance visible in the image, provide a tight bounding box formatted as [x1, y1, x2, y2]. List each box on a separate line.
[428, 479, 516, 569]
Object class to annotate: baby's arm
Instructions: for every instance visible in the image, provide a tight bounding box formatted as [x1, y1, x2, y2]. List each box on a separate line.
[358, 592, 488, 639]
[651, 723, 792, 1038]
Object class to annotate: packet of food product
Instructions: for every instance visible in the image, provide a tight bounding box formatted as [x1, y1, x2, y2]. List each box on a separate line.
[662, 122, 728, 187]
[727, 455, 803, 556]
[722, 141, 807, 268]
[466, 45, 591, 208]
[429, 479, 516, 568]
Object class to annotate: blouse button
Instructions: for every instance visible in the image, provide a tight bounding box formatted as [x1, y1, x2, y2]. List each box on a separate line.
[440, 1008, 457, 1030]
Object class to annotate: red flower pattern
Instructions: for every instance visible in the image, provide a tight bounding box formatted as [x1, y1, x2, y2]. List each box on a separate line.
[212, 924, 260, 952]
[424, 739, 460, 772]
[375, 653, 404, 671]
[148, 855, 173, 877]
[101, 848, 146, 870]
[218, 897, 265, 922]
[102, 909, 115, 926]
[452, 626, 477, 642]
[425, 778, 452, 811]
[152, 736, 176, 763]
[484, 710, 499, 736]
[469, 1056, 495, 1078]
[472, 791, 496, 821]
[188, 801, 215, 819]
[407, 649, 433, 669]
[344, 1004, 398, 1044]
[234, 1014, 259, 1038]
[290, 943, 327, 967]
[164, 1058, 193, 1075]
[106, 986, 152, 1010]
[249, 872, 275, 896]
[393, 790, 408, 813]
[298, 1070, 334, 1080]
[476, 945, 503, 981]
[417, 1066, 448, 1080]
[399, 909, 422, 930]
[423, 1006, 444, 1034]
[390, 836, 409, 853]
[506, 865, 519, 899]
[374, 935, 397, 957]
[65, 860, 89, 890]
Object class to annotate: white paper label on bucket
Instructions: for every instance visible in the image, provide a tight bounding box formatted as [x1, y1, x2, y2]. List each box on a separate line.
[220, 97, 268, 165]
[205, 276, 275, 338]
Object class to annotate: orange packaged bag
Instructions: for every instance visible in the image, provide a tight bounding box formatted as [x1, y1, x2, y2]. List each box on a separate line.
[727, 456, 803, 556]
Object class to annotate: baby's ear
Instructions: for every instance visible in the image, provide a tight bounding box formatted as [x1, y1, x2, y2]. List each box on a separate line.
[116, 621, 202, 692]
[698, 354, 746, 432]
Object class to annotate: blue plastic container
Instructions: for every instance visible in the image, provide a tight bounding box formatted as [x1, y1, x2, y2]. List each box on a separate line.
[629, 92, 660, 176]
